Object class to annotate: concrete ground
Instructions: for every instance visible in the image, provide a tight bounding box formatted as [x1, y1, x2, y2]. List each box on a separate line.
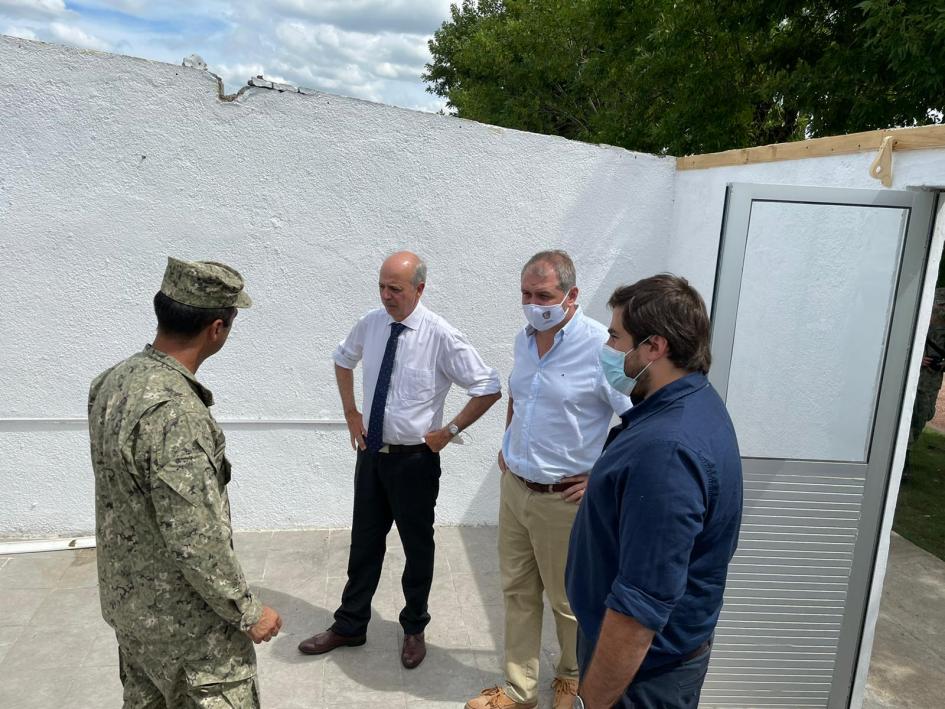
[862, 533, 945, 708]
[0, 527, 941, 708]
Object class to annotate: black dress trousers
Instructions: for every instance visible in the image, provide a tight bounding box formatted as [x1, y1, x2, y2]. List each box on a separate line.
[331, 446, 442, 636]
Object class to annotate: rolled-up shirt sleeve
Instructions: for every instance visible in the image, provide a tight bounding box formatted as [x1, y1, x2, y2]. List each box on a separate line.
[605, 440, 706, 632]
[439, 328, 501, 396]
[333, 313, 369, 370]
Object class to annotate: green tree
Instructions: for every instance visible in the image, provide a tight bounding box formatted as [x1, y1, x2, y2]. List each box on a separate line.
[424, 1, 945, 155]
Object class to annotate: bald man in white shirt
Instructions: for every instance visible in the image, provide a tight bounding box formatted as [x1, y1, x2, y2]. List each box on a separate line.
[299, 251, 501, 670]
[468, 250, 632, 709]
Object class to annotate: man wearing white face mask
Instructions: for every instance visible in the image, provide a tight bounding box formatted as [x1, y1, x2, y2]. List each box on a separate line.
[467, 251, 632, 709]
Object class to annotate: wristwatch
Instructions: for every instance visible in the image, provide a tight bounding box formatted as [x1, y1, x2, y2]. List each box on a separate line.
[447, 423, 460, 437]
[573, 697, 585, 709]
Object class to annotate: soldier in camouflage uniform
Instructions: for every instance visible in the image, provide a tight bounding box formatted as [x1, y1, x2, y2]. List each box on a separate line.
[88, 257, 282, 708]
[907, 287, 945, 478]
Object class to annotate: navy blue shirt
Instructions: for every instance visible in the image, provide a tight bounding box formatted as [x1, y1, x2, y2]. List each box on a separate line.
[566, 372, 742, 672]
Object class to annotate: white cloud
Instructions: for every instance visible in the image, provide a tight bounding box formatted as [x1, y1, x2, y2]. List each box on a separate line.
[4, 24, 37, 39]
[1, 0, 450, 112]
[273, 19, 431, 79]
[0, 0, 65, 17]
[49, 21, 109, 51]
[271, 0, 451, 34]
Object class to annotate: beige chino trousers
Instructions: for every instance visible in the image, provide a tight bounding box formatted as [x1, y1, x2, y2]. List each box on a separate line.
[499, 470, 579, 704]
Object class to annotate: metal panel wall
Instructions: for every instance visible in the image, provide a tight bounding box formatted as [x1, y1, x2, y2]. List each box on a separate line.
[701, 463, 864, 707]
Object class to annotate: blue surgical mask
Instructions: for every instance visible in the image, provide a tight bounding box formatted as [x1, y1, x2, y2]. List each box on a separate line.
[599, 337, 652, 394]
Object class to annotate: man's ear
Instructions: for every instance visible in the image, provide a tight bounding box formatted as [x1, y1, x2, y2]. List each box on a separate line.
[649, 334, 670, 359]
[567, 287, 579, 305]
[416, 282, 425, 297]
[207, 318, 227, 342]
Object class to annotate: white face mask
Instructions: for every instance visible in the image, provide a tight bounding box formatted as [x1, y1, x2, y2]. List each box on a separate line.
[522, 292, 570, 331]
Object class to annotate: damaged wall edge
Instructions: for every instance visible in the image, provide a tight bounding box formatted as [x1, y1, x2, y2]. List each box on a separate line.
[211, 72, 322, 103]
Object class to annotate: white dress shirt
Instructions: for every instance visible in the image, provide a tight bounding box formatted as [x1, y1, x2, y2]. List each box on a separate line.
[334, 301, 501, 445]
[502, 308, 632, 484]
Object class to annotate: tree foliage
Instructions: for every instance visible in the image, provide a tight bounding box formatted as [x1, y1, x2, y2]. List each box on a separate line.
[424, 1, 945, 155]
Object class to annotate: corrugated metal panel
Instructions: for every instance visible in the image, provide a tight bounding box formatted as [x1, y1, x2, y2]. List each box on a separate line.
[699, 467, 865, 708]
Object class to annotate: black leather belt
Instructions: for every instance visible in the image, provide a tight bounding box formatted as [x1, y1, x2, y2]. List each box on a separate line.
[378, 443, 429, 454]
[637, 639, 712, 680]
[681, 640, 711, 663]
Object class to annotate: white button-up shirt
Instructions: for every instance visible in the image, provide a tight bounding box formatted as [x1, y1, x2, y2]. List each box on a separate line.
[502, 309, 632, 484]
[334, 302, 501, 445]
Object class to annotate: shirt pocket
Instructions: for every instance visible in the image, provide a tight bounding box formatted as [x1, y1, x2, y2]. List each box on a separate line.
[196, 437, 230, 488]
[398, 366, 435, 403]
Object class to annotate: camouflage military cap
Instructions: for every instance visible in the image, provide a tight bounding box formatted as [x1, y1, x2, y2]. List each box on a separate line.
[160, 257, 252, 309]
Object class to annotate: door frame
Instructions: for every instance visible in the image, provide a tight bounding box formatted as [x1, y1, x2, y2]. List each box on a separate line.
[709, 183, 938, 708]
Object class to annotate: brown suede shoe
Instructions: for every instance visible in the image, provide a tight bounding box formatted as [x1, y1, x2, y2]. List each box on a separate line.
[465, 686, 537, 709]
[297, 629, 366, 655]
[551, 677, 578, 709]
[401, 632, 426, 669]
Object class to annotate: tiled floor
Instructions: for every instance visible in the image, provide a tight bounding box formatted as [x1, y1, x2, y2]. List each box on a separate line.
[0, 527, 941, 708]
[0, 527, 561, 709]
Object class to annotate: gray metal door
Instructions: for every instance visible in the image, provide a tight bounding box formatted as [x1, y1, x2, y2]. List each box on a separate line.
[702, 184, 937, 708]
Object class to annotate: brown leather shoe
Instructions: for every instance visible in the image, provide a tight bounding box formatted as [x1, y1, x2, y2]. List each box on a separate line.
[401, 632, 426, 669]
[465, 686, 537, 709]
[551, 677, 578, 709]
[297, 629, 366, 655]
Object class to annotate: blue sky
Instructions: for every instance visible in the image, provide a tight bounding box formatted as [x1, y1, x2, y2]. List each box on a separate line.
[0, 0, 452, 112]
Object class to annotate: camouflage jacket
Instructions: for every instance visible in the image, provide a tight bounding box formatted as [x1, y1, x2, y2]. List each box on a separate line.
[88, 345, 261, 680]
[924, 288, 945, 373]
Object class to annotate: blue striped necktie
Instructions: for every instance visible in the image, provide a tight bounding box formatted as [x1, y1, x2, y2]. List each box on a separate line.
[365, 322, 407, 452]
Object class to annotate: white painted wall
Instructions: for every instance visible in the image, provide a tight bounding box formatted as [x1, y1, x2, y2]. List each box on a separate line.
[0, 36, 676, 536]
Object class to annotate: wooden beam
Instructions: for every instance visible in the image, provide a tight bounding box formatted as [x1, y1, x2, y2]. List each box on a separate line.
[676, 124, 945, 171]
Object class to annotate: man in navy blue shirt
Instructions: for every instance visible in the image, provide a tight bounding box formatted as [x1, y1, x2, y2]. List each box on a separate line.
[565, 275, 743, 709]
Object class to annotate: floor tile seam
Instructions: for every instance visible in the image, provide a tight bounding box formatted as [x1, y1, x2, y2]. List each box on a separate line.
[21, 616, 109, 638]
[0, 582, 69, 591]
[55, 581, 101, 590]
[322, 680, 410, 697]
[263, 569, 326, 587]
[6, 587, 54, 624]
[49, 561, 71, 587]
[40, 584, 100, 595]
[12, 615, 112, 634]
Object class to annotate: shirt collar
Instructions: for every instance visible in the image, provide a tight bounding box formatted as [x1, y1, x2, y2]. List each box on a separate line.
[387, 300, 428, 331]
[619, 371, 708, 427]
[525, 305, 583, 338]
[143, 344, 215, 406]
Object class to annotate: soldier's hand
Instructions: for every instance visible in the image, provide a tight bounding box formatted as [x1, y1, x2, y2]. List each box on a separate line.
[345, 410, 367, 451]
[248, 606, 282, 644]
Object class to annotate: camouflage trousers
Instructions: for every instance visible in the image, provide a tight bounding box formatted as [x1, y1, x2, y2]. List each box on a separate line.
[118, 644, 260, 709]
[909, 369, 943, 446]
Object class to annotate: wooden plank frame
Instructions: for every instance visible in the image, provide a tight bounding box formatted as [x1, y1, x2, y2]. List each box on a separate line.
[676, 124, 945, 171]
